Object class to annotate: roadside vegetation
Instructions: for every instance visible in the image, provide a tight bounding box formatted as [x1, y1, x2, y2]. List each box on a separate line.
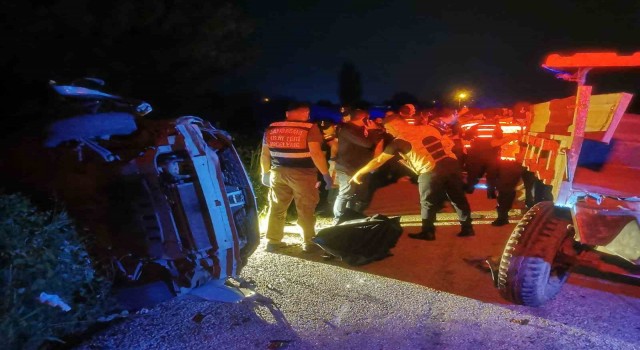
[0, 193, 113, 350]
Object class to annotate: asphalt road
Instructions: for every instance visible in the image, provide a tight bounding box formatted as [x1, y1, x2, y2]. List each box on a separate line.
[78, 181, 640, 349]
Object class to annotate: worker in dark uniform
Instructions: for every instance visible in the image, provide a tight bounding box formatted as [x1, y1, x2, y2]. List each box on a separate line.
[511, 102, 555, 209]
[333, 109, 383, 222]
[490, 125, 524, 226]
[260, 102, 333, 252]
[464, 115, 502, 198]
[351, 115, 474, 240]
[315, 120, 339, 217]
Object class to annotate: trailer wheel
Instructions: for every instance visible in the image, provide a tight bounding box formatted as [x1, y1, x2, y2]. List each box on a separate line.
[497, 201, 574, 306]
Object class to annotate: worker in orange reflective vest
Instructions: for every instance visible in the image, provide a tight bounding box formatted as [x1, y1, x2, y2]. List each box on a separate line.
[351, 114, 474, 240]
[490, 123, 524, 226]
[463, 115, 502, 197]
[261, 102, 333, 252]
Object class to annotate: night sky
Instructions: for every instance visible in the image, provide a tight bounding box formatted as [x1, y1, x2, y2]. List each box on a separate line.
[219, 0, 639, 108]
[1, 0, 638, 125]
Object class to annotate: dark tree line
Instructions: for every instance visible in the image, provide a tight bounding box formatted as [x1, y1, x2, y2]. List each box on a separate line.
[1, 0, 254, 131]
[337, 62, 441, 110]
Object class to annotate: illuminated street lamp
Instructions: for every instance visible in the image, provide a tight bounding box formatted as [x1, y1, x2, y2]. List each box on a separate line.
[456, 92, 468, 108]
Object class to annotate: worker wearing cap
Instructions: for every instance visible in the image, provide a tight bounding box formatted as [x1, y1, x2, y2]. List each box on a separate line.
[261, 102, 333, 252]
[351, 115, 474, 240]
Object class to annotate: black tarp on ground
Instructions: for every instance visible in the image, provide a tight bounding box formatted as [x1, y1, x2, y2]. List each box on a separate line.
[312, 210, 402, 266]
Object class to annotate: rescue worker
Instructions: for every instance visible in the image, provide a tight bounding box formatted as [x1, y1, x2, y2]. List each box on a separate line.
[387, 104, 421, 184]
[340, 105, 352, 123]
[399, 103, 418, 125]
[464, 114, 502, 197]
[366, 112, 406, 192]
[333, 109, 383, 222]
[351, 115, 474, 240]
[430, 108, 468, 169]
[490, 126, 524, 226]
[316, 120, 339, 217]
[372, 116, 385, 128]
[260, 102, 333, 252]
[511, 102, 553, 208]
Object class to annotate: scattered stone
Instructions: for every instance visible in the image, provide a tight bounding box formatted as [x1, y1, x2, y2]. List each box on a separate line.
[191, 312, 206, 323]
[510, 318, 530, 325]
[267, 339, 291, 349]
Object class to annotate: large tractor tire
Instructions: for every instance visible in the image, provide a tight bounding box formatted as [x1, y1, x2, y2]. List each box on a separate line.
[497, 201, 575, 306]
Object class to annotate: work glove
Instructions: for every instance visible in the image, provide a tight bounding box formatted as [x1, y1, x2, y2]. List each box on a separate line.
[322, 173, 333, 190]
[261, 172, 271, 187]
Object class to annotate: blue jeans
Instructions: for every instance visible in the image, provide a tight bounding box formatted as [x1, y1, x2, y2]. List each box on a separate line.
[333, 170, 370, 219]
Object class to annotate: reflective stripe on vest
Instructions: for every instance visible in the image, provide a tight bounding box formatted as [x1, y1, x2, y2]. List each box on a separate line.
[266, 121, 315, 168]
[395, 124, 455, 174]
[500, 140, 521, 162]
[270, 121, 313, 128]
[421, 136, 448, 163]
[499, 124, 523, 161]
[270, 151, 312, 158]
[476, 123, 499, 139]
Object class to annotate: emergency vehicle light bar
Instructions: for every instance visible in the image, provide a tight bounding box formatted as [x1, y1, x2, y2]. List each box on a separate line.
[544, 52, 640, 68]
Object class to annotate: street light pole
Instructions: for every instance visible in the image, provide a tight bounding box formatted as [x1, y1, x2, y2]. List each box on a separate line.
[457, 92, 467, 108]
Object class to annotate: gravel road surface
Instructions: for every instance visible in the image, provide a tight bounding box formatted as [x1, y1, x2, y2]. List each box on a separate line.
[77, 243, 640, 350]
[77, 182, 640, 349]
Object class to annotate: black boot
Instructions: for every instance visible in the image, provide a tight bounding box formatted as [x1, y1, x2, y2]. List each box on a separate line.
[409, 220, 435, 241]
[457, 223, 475, 237]
[491, 215, 510, 226]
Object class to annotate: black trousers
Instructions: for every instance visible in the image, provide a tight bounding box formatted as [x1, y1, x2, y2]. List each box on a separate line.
[466, 144, 500, 195]
[451, 140, 466, 170]
[418, 157, 472, 231]
[522, 169, 554, 209]
[496, 161, 523, 218]
[521, 169, 536, 209]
